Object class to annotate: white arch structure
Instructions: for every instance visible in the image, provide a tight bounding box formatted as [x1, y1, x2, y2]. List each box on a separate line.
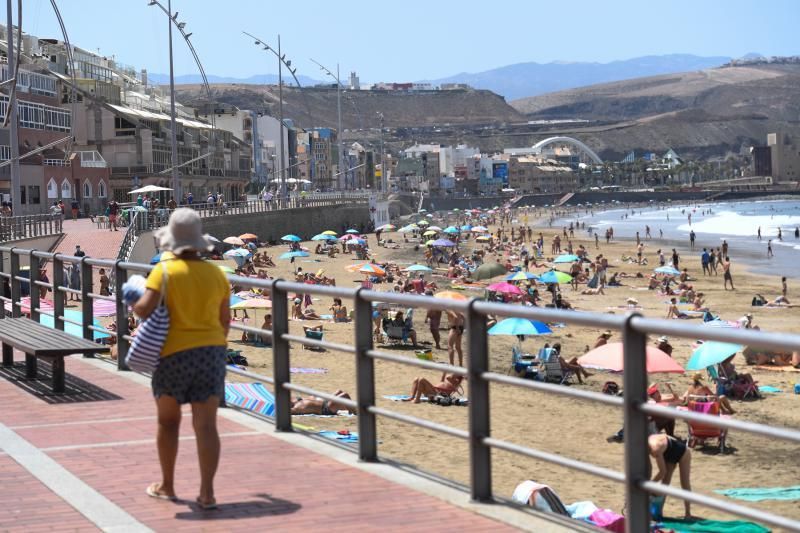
[530, 136, 603, 164]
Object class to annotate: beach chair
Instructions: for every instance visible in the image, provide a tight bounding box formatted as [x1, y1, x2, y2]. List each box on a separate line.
[540, 352, 574, 385]
[302, 326, 325, 351]
[685, 400, 727, 452]
[509, 345, 537, 378]
[716, 364, 759, 400]
[383, 324, 406, 345]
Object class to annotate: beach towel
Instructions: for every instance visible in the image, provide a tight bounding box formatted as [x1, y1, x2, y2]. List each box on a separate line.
[317, 430, 358, 443]
[715, 485, 800, 502]
[511, 480, 569, 515]
[383, 394, 428, 402]
[224, 382, 275, 417]
[754, 365, 800, 373]
[290, 367, 328, 374]
[757, 385, 782, 393]
[588, 509, 624, 533]
[565, 501, 598, 521]
[655, 518, 769, 533]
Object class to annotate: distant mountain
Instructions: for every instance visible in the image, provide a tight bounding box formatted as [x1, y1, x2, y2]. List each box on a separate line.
[148, 72, 323, 87]
[424, 54, 732, 100]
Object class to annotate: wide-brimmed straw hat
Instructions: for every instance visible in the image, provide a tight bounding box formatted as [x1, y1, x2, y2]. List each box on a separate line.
[691, 372, 704, 382]
[154, 208, 213, 254]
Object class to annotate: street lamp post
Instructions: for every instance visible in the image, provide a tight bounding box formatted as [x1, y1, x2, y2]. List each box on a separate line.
[166, 0, 180, 197]
[310, 59, 346, 190]
[6, 0, 20, 215]
[377, 112, 386, 193]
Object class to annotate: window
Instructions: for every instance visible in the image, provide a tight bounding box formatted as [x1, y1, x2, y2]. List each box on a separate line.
[27, 186, 40, 205]
[19, 185, 26, 204]
[98, 180, 107, 198]
[83, 180, 92, 199]
[60, 180, 72, 199]
[47, 178, 58, 199]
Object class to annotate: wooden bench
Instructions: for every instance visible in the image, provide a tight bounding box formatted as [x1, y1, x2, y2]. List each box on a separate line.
[0, 317, 109, 393]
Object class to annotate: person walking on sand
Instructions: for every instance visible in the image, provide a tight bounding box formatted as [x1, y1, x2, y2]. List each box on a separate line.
[132, 209, 230, 509]
[446, 310, 465, 367]
[700, 248, 710, 275]
[757, 226, 762, 240]
[689, 230, 696, 250]
[723, 256, 734, 291]
[782, 276, 788, 300]
[767, 240, 773, 258]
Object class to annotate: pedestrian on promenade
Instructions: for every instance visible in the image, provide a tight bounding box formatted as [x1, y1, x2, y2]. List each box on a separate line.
[108, 199, 120, 232]
[70, 199, 79, 221]
[133, 209, 230, 509]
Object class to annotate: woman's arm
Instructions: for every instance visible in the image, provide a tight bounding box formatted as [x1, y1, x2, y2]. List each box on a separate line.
[132, 289, 160, 319]
[219, 296, 231, 336]
[652, 454, 668, 482]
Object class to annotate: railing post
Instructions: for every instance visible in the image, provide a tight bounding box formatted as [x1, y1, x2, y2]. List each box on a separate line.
[354, 288, 378, 462]
[9, 249, 21, 318]
[51, 255, 65, 331]
[622, 313, 651, 533]
[270, 280, 292, 432]
[80, 258, 93, 345]
[467, 300, 492, 501]
[28, 251, 40, 323]
[114, 261, 129, 370]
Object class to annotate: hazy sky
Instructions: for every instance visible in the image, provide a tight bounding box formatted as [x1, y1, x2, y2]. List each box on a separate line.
[19, 0, 799, 81]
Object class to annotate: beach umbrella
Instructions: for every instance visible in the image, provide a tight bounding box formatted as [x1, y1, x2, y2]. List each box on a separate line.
[279, 251, 309, 259]
[579, 343, 685, 374]
[230, 295, 244, 307]
[443, 226, 459, 234]
[473, 262, 507, 280]
[539, 270, 572, 284]
[399, 224, 418, 233]
[312, 234, 337, 241]
[340, 234, 362, 241]
[223, 236, 245, 245]
[423, 230, 438, 237]
[476, 235, 491, 242]
[434, 290, 469, 301]
[345, 262, 371, 272]
[655, 265, 681, 276]
[418, 209, 427, 213]
[424, 239, 435, 246]
[218, 265, 235, 274]
[351, 239, 367, 246]
[487, 282, 524, 295]
[239, 233, 258, 240]
[224, 248, 252, 267]
[405, 264, 432, 272]
[427, 225, 443, 232]
[432, 239, 456, 247]
[359, 264, 386, 276]
[452, 208, 460, 212]
[346, 229, 360, 234]
[129, 184, 172, 194]
[281, 234, 302, 242]
[471, 226, 488, 233]
[553, 254, 580, 264]
[376, 224, 396, 231]
[506, 271, 538, 281]
[322, 230, 338, 236]
[460, 224, 472, 231]
[686, 342, 743, 371]
[207, 235, 221, 243]
[231, 298, 272, 310]
[489, 317, 551, 336]
[417, 220, 430, 226]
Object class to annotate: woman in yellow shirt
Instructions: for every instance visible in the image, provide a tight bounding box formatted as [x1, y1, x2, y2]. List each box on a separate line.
[133, 208, 230, 509]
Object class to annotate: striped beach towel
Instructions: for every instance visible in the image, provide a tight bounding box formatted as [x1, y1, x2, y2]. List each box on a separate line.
[225, 382, 275, 417]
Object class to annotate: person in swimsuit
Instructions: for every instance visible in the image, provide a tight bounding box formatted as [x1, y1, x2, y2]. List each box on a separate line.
[404, 373, 464, 404]
[648, 433, 694, 519]
[424, 292, 443, 349]
[446, 310, 465, 367]
[291, 390, 354, 415]
[330, 298, 349, 322]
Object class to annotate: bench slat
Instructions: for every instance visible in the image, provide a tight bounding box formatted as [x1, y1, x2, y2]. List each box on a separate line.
[0, 318, 108, 356]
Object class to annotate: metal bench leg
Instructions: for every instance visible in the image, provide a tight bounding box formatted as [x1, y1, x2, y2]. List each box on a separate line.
[52, 357, 65, 393]
[2, 343, 12, 367]
[25, 354, 37, 379]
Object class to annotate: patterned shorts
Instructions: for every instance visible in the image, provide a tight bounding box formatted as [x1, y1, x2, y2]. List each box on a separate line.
[151, 345, 227, 404]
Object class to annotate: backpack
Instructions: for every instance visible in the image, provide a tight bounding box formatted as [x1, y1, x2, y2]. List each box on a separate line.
[602, 381, 620, 396]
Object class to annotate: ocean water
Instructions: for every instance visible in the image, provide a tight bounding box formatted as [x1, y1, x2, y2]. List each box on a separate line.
[553, 199, 800, 278]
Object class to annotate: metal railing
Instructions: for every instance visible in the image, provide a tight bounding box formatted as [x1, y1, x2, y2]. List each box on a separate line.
[0, 245, 798, 532]
[0, 213, 63, 243]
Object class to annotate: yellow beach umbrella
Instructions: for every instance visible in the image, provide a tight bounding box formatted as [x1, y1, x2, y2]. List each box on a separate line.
[322, 230, 337, 236]
[423, 230, 437, 237]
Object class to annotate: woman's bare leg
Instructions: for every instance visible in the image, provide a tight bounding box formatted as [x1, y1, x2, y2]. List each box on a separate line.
[678, 451, 693, 518]
[154, 395, 181, 498]
[191, 396, 221, 507]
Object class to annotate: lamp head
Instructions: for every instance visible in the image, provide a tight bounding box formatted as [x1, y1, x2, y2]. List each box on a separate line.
[254, 40, 261, 45]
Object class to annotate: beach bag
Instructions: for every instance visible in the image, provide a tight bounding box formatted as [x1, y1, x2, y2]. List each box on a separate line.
[602, 381, 620, 396]
[125, 266, 169, 373]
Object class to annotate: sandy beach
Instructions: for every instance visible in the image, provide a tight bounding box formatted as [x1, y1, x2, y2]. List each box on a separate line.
[183, 205, 800, 522]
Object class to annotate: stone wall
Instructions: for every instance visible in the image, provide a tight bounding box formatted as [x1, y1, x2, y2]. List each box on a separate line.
[0, 234, 62, 271]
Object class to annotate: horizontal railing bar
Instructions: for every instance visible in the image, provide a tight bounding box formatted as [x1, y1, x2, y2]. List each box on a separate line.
[122, 334, 134, 343]
[360, 288, 471, 312]
[281, 333, 355, 353]
[281, 383, 358, 410]
[117, 262, 153, 274]
[474, 300, 628, 329]
[83, 257, 117, 268]
[35, 309, 53, 317]
[12, 276, 28, 283]
[31, 250, 56, 260]
[482, 371, 625, 407]
[86, 292, 115, 302]
[225, 365, 275, 385]
[640, 403, 800, 443]
[482, 437, 625, 483]
[87, 324, 115, 336]
[228, 323, 274, 340]
[641, 481, 800, 532]
[367, 405, 470, 440]
[366, 349, 467, 376]
[630, 315, 800, 353]
[0, 272, 9, 278]
[32, 280, 53, 288]
[58, 287, 80, 295]
[275, 279, 356, 300]
[58, 315, 83, 328]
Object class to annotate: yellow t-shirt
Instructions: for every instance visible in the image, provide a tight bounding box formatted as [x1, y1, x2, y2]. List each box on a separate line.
[145, 258, 229, 357]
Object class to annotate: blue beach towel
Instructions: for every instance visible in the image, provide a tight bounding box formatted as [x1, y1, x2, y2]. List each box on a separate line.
[317, 430, 358, 443]
[715, 485, 800, 502]
[757, 385, 782, 394]
[656, 518, 769, 533]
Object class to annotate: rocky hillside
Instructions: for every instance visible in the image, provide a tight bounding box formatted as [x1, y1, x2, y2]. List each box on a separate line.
[174, 84, 525, 130]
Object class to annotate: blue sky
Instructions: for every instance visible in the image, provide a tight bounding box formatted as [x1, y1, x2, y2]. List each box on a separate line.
[20, 0, 799, 82]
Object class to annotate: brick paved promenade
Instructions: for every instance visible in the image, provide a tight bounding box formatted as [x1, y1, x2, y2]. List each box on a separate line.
[0, 352, 551, 532]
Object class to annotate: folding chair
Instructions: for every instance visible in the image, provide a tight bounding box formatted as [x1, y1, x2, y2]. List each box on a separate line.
[686, 399, 727, 452]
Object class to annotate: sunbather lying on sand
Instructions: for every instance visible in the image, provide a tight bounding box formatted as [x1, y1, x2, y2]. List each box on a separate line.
[403, 373, 464, 403]
[291, 390, 355, 415]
